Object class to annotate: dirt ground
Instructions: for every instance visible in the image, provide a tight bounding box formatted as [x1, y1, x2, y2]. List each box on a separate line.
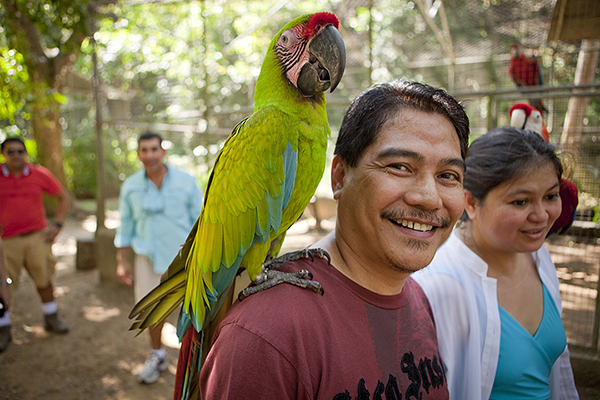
[1, 215, 599, 400]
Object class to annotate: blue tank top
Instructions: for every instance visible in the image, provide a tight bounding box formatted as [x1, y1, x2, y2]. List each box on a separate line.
[490, 284, 567, 399]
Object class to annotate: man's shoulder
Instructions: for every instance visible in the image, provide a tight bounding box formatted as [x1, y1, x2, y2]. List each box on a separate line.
[222, 257, 332, 327]
[121, 169, 146, 189]
[167, 164, 196, 182]
[27, 163, 54, 177]
[25, 164, 62, 189]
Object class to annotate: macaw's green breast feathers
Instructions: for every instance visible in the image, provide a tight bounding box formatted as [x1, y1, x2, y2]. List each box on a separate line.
[255, 12, 345, 110]
[184, 109, 307, 328]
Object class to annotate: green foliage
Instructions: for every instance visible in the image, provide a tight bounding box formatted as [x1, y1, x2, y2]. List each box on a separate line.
[0, 48, 30, 125]
[0, 0, 94, 194]
[0, 0, 89, 60]
[61, 92, 138, 198]
[3, 0, 598, 202]
[67, 0, 341, 199]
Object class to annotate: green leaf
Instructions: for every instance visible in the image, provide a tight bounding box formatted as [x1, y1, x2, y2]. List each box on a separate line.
[53, 92, 69, 105]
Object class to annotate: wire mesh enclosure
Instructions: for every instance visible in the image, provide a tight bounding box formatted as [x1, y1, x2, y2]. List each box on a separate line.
[65, 0, 600, 349]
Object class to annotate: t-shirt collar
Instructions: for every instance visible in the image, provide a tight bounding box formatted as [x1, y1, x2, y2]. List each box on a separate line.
[1, 163, 29, 177]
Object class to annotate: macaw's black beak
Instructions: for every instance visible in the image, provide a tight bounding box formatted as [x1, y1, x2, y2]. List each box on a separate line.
[297, 24, 346, 97]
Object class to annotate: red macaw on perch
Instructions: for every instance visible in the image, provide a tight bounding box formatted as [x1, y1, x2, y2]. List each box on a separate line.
[510, 103, 578, 235]
[509, 44, 546, 113]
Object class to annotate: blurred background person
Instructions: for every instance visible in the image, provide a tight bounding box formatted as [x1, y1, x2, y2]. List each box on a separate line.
[0, 137, 71, 352]
[114, 131, 202, 384]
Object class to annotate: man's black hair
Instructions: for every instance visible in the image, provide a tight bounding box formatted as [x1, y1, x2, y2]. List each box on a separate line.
[1, 137, 26, 152]
[334, 81, 470, 167]
[138, 131, 163, 145]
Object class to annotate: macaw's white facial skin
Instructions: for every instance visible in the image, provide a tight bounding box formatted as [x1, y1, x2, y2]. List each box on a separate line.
[316, 109, 466, 295]
[276, 25, 310, 86]
[274, 15, 345, 97]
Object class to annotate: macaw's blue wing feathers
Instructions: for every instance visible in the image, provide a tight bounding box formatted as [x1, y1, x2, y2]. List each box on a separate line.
[184, 107, 304, 322]
[282, 143, 298, 207]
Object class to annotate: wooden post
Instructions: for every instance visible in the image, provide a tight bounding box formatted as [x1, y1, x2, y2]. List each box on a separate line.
[560, 39, 600, 146]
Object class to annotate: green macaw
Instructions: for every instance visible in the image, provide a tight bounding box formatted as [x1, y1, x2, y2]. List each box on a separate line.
[128, 12, 345, 400]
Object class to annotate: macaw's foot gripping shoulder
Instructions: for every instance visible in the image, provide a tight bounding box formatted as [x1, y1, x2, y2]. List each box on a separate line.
[238, 248, 330, 301]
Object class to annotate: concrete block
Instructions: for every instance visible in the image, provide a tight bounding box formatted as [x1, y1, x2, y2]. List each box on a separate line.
[76, 238, 96, 270]
[95, 227, 121, 284]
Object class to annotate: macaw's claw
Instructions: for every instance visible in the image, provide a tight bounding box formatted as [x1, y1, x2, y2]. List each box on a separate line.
[238, 248, 329, 301]
[238, 268, 324, 301]
[264, 247, 331, 270]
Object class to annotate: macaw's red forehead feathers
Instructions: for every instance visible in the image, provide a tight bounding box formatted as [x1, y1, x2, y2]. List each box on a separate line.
[509, 103, 534, 117]
[306, 12, 339, 35]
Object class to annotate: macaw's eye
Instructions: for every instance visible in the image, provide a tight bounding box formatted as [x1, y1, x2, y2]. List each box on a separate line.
[315, 24, 322, 30]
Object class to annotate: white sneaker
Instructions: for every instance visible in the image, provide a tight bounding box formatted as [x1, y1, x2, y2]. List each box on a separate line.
[137, 353, 169, 384]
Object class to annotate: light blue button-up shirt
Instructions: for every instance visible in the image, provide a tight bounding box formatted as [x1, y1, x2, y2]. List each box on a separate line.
[114, 164, 202, 274]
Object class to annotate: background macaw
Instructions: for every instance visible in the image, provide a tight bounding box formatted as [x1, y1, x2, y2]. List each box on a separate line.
[510, 103, 578, 235]
[509, 102, 549, 141]
[129, 12, 345, 400]
[509, 44, 546, 113]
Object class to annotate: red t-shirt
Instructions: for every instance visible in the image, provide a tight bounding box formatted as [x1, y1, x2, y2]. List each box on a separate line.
[200, 257, 448, 400]
[0, 163, 62, 238]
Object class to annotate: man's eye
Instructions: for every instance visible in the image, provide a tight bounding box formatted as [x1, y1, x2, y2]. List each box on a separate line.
[388, 163, 407, 171]
[512, 199, 527, 206]
[439, 172, 460, 182]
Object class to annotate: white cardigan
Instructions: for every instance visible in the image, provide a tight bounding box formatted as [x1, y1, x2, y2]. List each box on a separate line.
[413, 231, 579, 400]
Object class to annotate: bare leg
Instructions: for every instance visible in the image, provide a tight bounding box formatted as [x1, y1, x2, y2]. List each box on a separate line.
[37, 284, 54, 303]
[149, 322, 164, 350]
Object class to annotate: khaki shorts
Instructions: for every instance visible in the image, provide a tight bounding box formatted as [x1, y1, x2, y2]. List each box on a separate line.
[134, 254, 163, 303]
[4, 231, 55, 290]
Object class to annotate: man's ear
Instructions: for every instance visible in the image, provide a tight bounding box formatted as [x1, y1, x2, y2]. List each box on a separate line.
[331, 155, 346, 200]
[464, 190, 479, 220]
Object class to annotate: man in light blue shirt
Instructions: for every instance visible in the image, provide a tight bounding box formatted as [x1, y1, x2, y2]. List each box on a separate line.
[114, 131, 202, 384]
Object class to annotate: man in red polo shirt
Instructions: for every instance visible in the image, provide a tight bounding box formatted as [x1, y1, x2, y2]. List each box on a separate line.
[0, 137, 71, 352]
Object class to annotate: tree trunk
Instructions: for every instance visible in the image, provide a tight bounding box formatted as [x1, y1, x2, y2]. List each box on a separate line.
[0, 0, 82, 194]
[560, 39, 600, 146]
[30, 104, 68, 189]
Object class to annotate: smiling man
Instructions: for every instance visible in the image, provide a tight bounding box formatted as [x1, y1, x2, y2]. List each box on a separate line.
[200, 81, 470, 399]
[114, 131, 202, 384]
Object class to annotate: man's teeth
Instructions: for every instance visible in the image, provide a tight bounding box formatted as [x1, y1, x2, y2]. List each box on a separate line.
[398, 220, 433, 232]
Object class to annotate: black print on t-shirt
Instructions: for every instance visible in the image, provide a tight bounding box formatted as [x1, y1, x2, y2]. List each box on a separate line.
[332, 352, 446, 400]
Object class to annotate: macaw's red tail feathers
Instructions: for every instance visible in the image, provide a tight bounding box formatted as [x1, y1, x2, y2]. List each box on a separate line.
[548, 178, 579, 236]
[174, 284, 235, 400]
[174, 327, 202, 400]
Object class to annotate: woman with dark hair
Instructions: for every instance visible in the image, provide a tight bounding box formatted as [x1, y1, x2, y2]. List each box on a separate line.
[414, 127, 579, 400]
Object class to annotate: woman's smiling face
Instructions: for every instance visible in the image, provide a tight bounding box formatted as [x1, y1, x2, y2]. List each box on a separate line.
[466, 161, 561, 254]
